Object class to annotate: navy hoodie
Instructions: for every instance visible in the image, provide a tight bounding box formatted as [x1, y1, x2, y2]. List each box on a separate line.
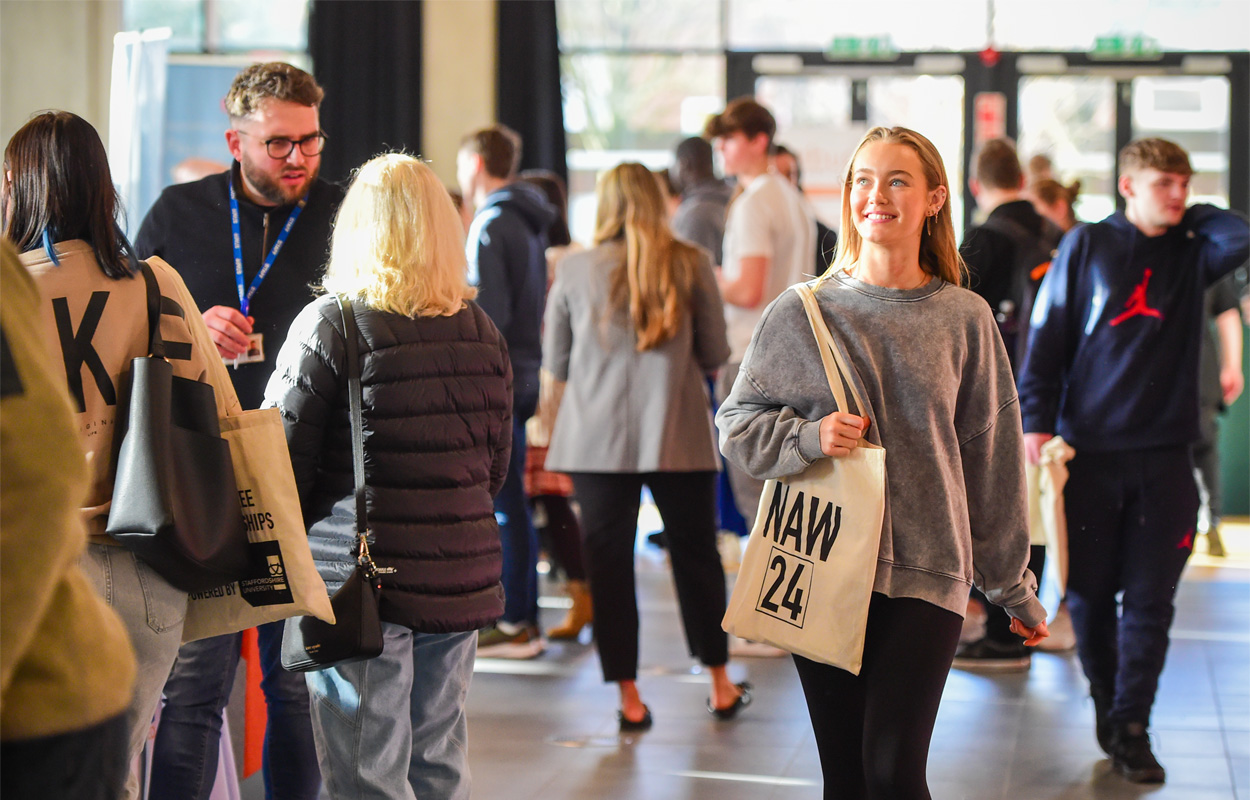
[466, 182, 556, 400]
[1018, 204, 1248, 451]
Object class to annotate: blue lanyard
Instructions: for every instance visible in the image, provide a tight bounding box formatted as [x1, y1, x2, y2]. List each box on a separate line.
[229, 180, 307, 317]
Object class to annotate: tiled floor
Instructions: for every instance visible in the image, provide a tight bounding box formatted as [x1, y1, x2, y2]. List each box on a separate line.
[242, 522, 1249, 799]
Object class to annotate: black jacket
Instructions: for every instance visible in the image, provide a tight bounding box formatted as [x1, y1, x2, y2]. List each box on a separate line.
[135, 164, 344, 408]
[465, 183, 555, 400]
[959, 199, 1063, 370]
[264, 294, 512, 632]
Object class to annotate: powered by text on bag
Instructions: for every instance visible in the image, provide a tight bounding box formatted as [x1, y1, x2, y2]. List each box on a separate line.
[182, 408, 334, 641]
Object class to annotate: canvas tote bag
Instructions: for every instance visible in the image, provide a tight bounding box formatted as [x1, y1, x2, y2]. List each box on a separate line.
[722, 283, 886, 674]
[181, 407, 335, 642]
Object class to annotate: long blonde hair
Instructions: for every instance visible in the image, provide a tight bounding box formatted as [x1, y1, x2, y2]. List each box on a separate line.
[323, 153, 475, 317]
[822, 126, 966, 287]
[593, 162, 699, 351]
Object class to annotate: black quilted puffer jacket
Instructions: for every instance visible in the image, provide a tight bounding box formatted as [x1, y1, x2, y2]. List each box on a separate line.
[264, 293, 512, 633]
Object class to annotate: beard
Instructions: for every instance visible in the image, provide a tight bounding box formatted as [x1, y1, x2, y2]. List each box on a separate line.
[240, 156, 318, 206]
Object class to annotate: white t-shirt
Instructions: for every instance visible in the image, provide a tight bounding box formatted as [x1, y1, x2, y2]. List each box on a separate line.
[721, 172, 816, 361]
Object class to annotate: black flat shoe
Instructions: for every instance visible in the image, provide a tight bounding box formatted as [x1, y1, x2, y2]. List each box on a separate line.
[708, 682, 753, 720]
[618, 705, 653, 732]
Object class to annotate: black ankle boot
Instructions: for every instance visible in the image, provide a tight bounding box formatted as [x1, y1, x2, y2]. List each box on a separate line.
[1110, 722, 1166, 784]
[1091, 689, 1113, 755]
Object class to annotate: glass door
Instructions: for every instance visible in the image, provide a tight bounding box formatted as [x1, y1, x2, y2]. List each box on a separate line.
[755, 71, 965, 238]
[1017, 76, 1118, 224]
[1132, 75, 1231, 206]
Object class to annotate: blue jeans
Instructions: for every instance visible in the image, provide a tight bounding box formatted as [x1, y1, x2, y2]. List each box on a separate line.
[149, 621, 320, 800]
[79, 544, 187, 800]
[497, 388, 538, 625]
[305, 624, 477, 800]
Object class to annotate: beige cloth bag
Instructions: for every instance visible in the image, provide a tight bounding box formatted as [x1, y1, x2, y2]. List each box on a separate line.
[722, 284, 886, 675]
[182, 408, 334, 642]
[1028, 436, 1075, 621]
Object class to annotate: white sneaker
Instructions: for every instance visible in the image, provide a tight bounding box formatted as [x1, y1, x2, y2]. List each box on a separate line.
[729, 635, 787, 658]
[959, 599, 987, 644]
[718, 531, 743, 574]
[1038, 603, 1076, 652]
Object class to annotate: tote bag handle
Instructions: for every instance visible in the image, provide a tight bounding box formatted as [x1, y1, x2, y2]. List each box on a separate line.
[794, 283, 870, 421]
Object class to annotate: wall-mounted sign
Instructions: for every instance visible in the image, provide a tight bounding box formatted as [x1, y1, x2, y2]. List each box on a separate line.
[825, 35, 897, 61]
[973, 92, 1007, 144]
[1092, 34, 1161, 60]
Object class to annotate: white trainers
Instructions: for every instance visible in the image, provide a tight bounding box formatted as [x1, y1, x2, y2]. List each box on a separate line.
[959, 598, 987, 644]
[718, 531, 743, 574]
[1038, 603, 1076, 652]
[476, 623, 547, 659]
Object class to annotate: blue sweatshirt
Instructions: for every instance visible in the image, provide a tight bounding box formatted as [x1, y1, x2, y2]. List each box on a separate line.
[1018, 204, 1248, 451]
[465, 183, 556, 400]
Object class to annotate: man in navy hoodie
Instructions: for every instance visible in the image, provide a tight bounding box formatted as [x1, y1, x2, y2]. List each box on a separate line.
[1019, 139, 1248, 784]
[458, 125, 556, 658]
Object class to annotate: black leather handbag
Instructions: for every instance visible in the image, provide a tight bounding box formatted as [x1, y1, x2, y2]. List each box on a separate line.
[106, 261, 251, 592]
[281, 295, 387, 673]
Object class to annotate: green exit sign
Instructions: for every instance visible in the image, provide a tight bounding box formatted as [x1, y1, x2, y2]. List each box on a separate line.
[826, 35, 897, 61]
[1092, 34, 1161, 59]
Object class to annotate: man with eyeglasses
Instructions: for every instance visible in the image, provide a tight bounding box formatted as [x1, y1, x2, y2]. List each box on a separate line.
[135, 61, 342, 800]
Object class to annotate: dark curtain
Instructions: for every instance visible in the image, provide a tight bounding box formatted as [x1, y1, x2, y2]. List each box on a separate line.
[307, 0, 423, 185]
[496, 0, 568, 184]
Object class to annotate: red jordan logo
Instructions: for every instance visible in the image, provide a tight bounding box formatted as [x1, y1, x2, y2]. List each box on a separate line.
[1109, 269, 1164, 326]
[1178, 529, 1194, 551]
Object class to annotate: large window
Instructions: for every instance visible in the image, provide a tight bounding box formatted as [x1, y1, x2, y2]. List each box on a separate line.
[124, 0, 309, 53]
[558, 0, 725, 243]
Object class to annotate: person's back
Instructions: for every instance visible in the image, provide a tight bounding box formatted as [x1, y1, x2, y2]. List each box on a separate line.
[961, 139, 1063, 371]
[24, 245, 240, 531]
[3, 109, 239, 800]
[544, 238, 728, 473]
[961, 201, 1062, 366]
[272, 294, 510, 620]
[672, 179, 732, 263]
[465, 180, 554, 392]
[458, 125, 555, 654]
[263, 154, 510, 800]
[1, 239, 137, 800]
[541, 162, 743, 732]
[670, 136, 731, 263]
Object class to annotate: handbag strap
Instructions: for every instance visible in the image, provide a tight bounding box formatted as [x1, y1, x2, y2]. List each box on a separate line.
[335, 295, 376, 572]
[794, 283, 870, 421]
[138, 260, 166, 360]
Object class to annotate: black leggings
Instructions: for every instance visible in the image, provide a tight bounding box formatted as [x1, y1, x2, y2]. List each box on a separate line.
[793, 593, 963, 800]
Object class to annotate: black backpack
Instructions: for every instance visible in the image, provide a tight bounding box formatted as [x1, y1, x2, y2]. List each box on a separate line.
[978, 214, 1063, 370]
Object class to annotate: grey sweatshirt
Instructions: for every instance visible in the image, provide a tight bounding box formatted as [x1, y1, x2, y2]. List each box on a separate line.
[716, 273, 1045, 626]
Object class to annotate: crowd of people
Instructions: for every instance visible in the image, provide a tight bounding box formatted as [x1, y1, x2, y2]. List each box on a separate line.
[1, 58, 1246, 800]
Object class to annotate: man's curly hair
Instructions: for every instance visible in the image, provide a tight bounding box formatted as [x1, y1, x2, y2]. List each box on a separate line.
[224, 62, 323, 119]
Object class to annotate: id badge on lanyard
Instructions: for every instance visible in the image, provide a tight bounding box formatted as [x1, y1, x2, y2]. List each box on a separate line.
[229, 181, 307, 367]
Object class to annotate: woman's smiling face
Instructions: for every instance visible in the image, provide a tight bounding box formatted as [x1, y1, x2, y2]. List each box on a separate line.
[849, 141, 944, 250]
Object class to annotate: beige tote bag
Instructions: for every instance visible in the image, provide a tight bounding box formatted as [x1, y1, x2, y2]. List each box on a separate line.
[722, 284, 886, 675]
[182, 408, 335, 642]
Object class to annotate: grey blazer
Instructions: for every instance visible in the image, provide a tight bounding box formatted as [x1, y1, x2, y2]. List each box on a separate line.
[543, 239, 730, 473]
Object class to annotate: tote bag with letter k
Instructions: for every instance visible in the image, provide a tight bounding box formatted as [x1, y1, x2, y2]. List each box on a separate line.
[722, 283, 886, 675]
